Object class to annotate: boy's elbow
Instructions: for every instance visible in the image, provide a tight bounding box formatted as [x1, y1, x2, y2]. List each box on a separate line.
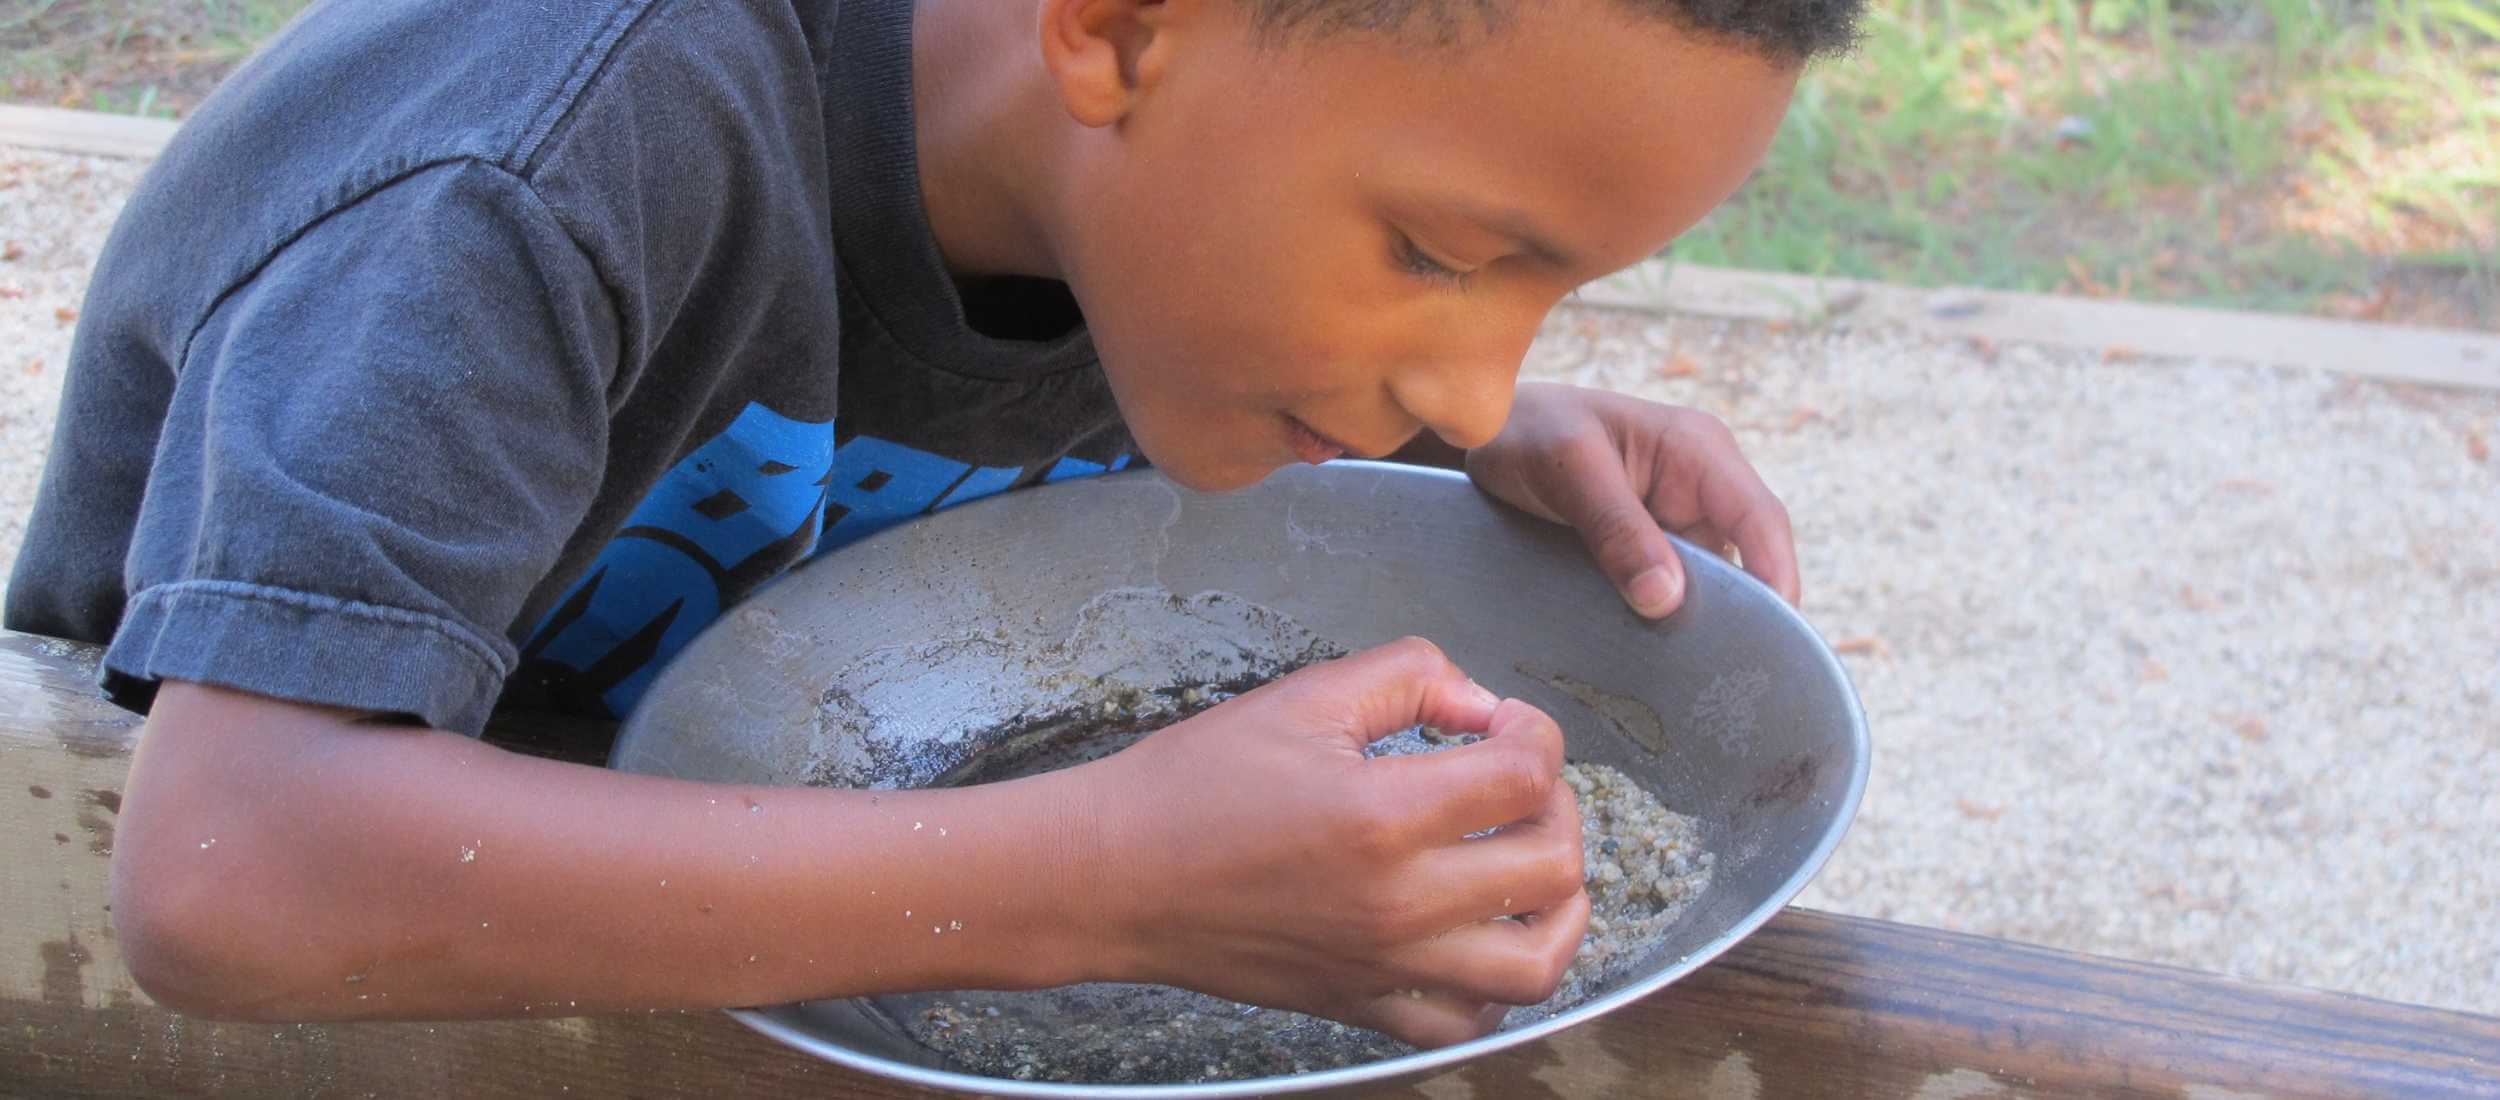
[111, 877, 232, 1018]
[111, 846, 309, 1021]
[110, 687, 352, 1021]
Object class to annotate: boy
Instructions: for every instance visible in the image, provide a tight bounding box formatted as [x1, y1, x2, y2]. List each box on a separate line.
[7, 0, 1848, 1048]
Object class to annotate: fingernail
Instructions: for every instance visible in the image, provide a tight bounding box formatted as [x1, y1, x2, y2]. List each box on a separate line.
[1627, 566, 1680, 617]
[1464, 679, 1500, 711]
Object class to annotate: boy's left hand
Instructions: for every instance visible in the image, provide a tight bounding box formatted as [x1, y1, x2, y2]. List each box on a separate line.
[1460, 382, 1799, 617]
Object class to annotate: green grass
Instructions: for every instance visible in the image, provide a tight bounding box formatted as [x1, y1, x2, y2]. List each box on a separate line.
[3, 0, 2494, 326]
[1677, 0, 2500, 327]
[0, 0, 306, 117]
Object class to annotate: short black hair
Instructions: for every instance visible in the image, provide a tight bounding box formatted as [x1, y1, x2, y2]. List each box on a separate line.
[1246, 0, 1864, 62]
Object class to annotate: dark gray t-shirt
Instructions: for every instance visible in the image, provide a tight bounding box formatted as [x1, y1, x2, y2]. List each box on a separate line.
[4, 0, 1135, 735]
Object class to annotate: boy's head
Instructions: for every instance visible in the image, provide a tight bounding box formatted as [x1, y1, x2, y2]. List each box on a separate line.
[980, 0, 1859, 490]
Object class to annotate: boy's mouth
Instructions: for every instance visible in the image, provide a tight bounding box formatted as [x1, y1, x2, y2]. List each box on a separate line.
[1283, 416, 1350, 465]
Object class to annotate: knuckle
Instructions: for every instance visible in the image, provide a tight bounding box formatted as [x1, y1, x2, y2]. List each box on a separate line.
[1352, 887, 1423, 945]
[1513, 717, 1567, 777]
[1394, 1012, 1470, 1050]
[1337, 789, 1409, 863]
[1517, 950, 1572, 1003]
[1535, 936, 1577, 995]
[1475, 947, 1566, 1006]
[1757, 494, 1795, 532]
[1551, 787, 1585, 842]
[1542, 847, 1588, 903]
[1584, 507, 1655, 555]
[1524, 704, 1568, 751]
[1677, 407, 1739, 444]
[1485, 750, 1553, 815]
[1484, 959, 1544, 1006]
[1387, 635, 1448, 668]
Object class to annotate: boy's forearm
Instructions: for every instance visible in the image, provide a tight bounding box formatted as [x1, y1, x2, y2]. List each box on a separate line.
[116, 682, 1119, 1021]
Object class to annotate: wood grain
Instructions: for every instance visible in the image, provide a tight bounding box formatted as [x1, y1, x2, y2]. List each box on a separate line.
[4, 631, 2494, 1098]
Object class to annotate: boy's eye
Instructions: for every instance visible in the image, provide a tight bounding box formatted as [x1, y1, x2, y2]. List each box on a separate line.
[1389, 229, 1473, 288]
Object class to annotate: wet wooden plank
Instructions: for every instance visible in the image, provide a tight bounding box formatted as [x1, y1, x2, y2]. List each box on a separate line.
[4, 630, 2495, 1098]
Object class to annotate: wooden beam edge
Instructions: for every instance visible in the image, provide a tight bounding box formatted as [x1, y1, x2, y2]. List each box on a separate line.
[7, 629, 2499, 1096]
[0, 104, 182, 161]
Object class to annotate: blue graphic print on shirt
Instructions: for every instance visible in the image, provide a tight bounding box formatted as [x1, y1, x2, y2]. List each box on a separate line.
[519, 403, 1129, 716]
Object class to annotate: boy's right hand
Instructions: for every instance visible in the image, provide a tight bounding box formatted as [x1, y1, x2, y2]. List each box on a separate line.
[1066, 638, 1590, 1048]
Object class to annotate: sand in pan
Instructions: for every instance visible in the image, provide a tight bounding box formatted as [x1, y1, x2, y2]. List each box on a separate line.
[898, 721, 1713, 1086]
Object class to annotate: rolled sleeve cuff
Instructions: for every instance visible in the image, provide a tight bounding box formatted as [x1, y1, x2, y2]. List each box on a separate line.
[102, 579, 515, 736]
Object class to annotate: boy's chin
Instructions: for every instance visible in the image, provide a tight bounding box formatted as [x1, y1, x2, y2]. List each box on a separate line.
[1144, 451, 1288, 495]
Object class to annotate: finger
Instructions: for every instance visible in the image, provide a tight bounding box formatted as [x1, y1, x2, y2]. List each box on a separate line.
[1668, 426, 1800, 607]
[1723, 495, 1801, 607]
[1406, 762, 1583, 912]
[1263, 637, 1501, 750]
[1381, 887, 1594, 1007]
[1544, 437, 1687, 619]
[1667, 522, 1731, 560]
[1356, 988, 1504, 1049]
[1367, 698, 1565, 838]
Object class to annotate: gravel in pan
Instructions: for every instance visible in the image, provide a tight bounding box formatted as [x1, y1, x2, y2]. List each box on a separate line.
[899, 722, 1713, 1085]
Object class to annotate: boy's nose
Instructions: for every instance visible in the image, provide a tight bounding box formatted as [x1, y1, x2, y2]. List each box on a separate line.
[1387, 329, 1537, 451]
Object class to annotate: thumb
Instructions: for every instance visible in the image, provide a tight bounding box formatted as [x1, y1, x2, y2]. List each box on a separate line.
[1553, 459, 1685, 619]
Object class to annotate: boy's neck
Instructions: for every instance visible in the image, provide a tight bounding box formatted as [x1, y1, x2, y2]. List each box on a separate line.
[913, 0, 1070, 284]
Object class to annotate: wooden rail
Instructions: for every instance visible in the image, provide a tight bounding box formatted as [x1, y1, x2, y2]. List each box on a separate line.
[4, 631, 2494, 1097]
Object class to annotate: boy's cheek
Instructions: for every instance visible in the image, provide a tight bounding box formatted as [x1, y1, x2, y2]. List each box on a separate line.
[1085, 351, 1264, 491]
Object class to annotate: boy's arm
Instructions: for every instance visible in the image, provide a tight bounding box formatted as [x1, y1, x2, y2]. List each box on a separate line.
[114, 682, 1109, 1020]
[115, 640, 1590, 1047]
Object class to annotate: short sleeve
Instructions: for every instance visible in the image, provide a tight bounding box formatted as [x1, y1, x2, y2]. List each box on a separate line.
[101, 159, 621, 735]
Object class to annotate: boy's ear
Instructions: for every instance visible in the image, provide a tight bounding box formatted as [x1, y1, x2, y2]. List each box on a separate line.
[1038, 0, 1178, 128]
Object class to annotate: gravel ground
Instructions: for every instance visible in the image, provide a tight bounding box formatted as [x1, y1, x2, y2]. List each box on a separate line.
[0, 149, 139, 596]
[1522, 307, 2500, 1015]
[6, 145, 2496, 1015]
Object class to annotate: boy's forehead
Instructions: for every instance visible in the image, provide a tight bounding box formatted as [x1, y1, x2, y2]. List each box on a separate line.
[1209, 2, 1799, 269]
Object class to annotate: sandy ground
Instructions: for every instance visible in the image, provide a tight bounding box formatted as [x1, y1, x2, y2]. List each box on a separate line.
[1520, 308, 2500, 1015]
[0, 149, 131, 595]
[5, 146, 2496, 1015]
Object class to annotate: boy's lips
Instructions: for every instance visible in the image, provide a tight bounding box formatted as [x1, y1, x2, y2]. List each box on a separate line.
[1283, 416, 1350, 465]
